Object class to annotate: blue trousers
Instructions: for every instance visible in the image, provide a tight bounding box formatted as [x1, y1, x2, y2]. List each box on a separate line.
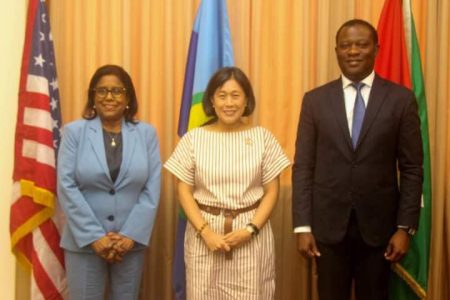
[65, 249, 145, 300]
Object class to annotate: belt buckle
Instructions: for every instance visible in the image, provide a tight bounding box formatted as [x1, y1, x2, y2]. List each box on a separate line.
[222, 209, 233, 218]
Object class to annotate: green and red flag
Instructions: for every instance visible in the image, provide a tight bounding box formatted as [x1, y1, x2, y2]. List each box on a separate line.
[375, 0, 432, 299]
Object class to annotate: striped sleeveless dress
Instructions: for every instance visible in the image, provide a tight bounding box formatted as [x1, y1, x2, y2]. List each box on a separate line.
[165, 126, 290, 300]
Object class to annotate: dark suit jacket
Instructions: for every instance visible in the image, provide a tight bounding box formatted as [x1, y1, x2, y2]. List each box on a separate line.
[292, 74, 423, 247]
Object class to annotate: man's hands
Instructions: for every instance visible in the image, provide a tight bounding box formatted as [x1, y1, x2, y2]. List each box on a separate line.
[384, 229, 411, 262]
[296, 232, 321, 259]
[91, 233, 135, 263]
[296, 230, 411, 263]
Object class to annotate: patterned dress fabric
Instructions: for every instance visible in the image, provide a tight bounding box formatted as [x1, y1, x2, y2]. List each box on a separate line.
[165, 126, 290, 300]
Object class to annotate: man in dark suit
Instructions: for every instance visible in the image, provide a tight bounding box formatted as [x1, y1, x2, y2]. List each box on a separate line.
[292, 19, 423, 300]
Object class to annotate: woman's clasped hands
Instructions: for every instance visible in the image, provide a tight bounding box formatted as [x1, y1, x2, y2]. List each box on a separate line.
[200, 227, 252, 252]
[91, 232, 135, 263]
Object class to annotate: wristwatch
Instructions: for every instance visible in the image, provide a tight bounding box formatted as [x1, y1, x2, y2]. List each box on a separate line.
[245, 223, 259, 236]
[245, 225, 255, 236]
[398, 226, 416, 236]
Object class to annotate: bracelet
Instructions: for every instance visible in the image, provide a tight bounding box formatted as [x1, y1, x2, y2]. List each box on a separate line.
[246, 223, 260, 236]
[196, 222, 208, 237]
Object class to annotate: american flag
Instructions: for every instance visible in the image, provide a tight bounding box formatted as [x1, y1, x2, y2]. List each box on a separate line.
[10, 0, 67, 298]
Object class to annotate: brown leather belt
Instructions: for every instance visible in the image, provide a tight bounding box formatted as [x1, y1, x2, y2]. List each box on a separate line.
[197, 200, 260, 260]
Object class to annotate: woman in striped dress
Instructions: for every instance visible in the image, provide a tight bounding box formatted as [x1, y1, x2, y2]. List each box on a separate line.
[165, 67, 290, 300]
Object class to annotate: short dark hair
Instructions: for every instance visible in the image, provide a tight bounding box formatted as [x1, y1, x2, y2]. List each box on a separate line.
[83, 64, 138, 123]
[202, 66, 256, 119]
[335, 19, 378, 45]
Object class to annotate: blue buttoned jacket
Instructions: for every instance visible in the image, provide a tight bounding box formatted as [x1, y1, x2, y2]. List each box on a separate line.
[57, 117, 161, 252]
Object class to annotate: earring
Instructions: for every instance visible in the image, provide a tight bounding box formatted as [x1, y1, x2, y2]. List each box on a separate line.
[126, 105, 129, 109]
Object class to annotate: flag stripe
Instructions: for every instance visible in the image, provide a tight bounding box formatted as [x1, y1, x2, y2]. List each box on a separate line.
[191, 91, 204, 106]
[188, 102, 210, 131]
[374, 0, 412, 88]
[178, 32, 199, 136]
[39, 219, 65, 266]
[404, 0, 431, 293]
[33, 225, 66, 291]
[22, 139, 55, 167]
[27, 74, 50, 96]
[14, 162, 57, 192]
[30, 243, 63, 300]
[31, 275, 46, 300]
[14, 126, 54, 149]
[20, 93, 54, 110]
[24, 107, 53, 131]
[402, 2, 413, 67]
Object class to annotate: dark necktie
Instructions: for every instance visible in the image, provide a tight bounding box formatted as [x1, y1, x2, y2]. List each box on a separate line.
[351, 82, 365, 148]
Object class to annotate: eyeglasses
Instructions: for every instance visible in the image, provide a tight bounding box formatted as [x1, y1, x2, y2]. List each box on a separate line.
[93, 87, 126, 99]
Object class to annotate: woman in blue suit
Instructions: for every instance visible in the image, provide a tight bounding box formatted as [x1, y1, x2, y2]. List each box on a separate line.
[57, 65, 161, 300]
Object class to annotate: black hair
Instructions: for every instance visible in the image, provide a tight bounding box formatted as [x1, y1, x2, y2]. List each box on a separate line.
[83, 64, 138, 123]
[202, 66, 255, 119]
[335, 19, 378, 45]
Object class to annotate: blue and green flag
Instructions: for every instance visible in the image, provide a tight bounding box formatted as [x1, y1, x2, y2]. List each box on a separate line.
[174, 1, 234, 299]
[177, 0, 234, 135]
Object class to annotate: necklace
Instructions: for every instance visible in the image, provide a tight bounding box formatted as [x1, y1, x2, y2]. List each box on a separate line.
[110, 134, 117, 147]
[105, 131, 120, 147]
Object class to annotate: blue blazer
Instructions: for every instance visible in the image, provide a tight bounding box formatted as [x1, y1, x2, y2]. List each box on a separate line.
[57, 117, 161, 252]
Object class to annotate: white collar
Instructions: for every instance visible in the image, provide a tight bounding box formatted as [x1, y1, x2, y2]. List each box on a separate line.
[341, 71, 375, 89]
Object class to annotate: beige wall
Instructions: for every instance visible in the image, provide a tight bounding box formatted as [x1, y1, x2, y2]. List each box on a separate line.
[0, 0, 27, 299]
